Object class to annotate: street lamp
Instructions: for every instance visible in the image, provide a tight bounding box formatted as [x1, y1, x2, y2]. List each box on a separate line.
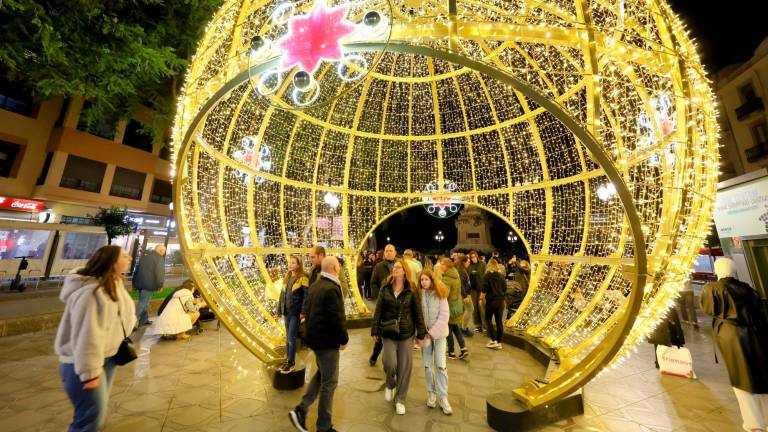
[507, 231, 518, 243]
[434, 230, 444, 251]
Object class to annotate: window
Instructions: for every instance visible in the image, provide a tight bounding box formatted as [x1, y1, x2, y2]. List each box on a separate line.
[54, 98, 70, 128]
[740, 82, 758, 102]
[60, 155, 106, 193]
[752, 123, 768, 144]
[77, 101, 116, 139]
[60, 216, 94, 226]
[110, 167, 146, 200]
[467, 233, 480, 239]
[159, 144, 171, 161]
[61, 232, 107, 260]
[0, 229, 49, 260]
[0, 140, 23, 178]
[36, 152, 53, 185]
[0, 78, 36, 117]
[122, 119, 153, 152]
[150, 179, 173, 204]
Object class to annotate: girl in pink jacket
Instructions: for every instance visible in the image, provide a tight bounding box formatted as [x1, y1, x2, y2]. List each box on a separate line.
[417, 269, 452, 415]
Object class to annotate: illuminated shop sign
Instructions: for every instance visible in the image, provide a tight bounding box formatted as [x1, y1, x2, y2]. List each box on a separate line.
[0, 197, 45, 213]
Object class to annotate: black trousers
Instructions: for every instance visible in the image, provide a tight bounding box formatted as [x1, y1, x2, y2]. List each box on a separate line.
[485, 301, 505, 343]
[370, 338, 383, 362]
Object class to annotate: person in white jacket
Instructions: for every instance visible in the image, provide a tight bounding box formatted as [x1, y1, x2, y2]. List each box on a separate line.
[55, 245, 135, 432]
[416, 269, 452, 415]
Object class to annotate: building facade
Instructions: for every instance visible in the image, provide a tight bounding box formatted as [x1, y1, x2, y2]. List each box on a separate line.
[716, 36, 768, 179]
[0, 81, 175, 281]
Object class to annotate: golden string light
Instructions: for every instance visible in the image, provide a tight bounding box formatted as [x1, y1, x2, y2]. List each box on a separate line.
[172, 0, 719, 408]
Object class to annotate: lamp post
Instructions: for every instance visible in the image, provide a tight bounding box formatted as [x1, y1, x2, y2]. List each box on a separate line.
[507, 231, 518, 243]
[435, 230, 444, 252]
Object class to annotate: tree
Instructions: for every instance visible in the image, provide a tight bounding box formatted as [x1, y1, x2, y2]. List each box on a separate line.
[0, 0, 225, 142]
[91, 206, 135, 245]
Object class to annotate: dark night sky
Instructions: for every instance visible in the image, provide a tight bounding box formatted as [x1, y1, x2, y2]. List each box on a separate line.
[371, 205, 528, 259]
[666, 0, 766, 72]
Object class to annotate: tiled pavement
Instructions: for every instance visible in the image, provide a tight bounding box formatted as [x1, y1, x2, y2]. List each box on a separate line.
[0, 320, 744, 432]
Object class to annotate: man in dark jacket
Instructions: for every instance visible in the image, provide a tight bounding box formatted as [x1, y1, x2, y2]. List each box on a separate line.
[301, 245, 326, 319]
[369, 244, 396, 366]
[308, 245, 326, 286]
[133, 245, 166, 326]
[289, 257, 348, 432]
[467, 251, 486, 333]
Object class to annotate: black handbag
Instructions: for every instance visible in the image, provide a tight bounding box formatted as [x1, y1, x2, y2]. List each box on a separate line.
[114, 304, 137, 366]
[380, 301, 402, 339]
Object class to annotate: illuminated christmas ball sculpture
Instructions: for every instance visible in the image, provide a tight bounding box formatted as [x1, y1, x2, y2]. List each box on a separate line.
[172, 0, 719, 408]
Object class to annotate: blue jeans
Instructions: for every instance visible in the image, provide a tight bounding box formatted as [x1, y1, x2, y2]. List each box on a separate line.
[135, 289, 153, 325]
[422, 337, 448, 398]
[60, 357, 117, 432]
[284, 314, 299, 364]
[446, 323, 466, 354]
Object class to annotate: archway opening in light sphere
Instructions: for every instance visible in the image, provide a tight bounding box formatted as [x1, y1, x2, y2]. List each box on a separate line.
[172, 0, 719, 408]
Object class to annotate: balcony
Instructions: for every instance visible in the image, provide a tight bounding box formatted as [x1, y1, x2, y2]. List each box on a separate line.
[735, 97, 764, 121]
[745, 141, 768, 163]
[60, 176, 101, 193]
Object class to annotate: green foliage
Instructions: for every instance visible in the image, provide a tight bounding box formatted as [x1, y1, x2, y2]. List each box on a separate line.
[0, 0, 225, 143]
[90, 206, 135, 244]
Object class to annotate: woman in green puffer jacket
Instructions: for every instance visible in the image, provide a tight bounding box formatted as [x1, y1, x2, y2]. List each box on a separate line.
[438, 258, 468, 360]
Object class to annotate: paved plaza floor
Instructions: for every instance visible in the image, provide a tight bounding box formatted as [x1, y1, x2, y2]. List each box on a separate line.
[0, 319, 745, 432]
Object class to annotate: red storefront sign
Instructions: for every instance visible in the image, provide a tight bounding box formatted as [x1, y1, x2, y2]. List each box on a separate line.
[0, 197, 45, 213]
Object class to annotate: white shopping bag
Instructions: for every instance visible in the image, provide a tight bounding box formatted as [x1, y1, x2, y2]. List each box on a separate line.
[656, 345, 697, 379]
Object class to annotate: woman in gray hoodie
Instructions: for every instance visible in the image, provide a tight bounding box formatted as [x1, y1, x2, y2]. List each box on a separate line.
[55, 245, 135, 431]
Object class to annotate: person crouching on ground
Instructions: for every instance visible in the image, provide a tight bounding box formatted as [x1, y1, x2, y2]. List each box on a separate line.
[278, 255, 309, 374]
[289, 257, 348, 432]
[147, 279, 206, 340]
[55, 245, 136, 432]
[700, 258, 768, 432]
[417, 269, 453, 415]
[371, 259, 427, 415]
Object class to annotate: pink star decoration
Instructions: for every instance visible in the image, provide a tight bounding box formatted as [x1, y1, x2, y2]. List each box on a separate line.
[276, 1, 357, 73]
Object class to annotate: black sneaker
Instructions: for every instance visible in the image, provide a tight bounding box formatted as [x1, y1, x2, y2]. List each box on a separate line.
[281, 362, 296, 374]
[459, 348, 470, 359]
[447, 352, 458, 360]
[289, 406, 308, 432]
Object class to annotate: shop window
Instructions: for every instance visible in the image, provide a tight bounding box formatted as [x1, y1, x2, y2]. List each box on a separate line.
[0, 78, 37, 117]
[110, 167, 146, 200]
[0, 140, 24, 178]
[36, 152, 53, 185]
[60, 155, 106, 193]
[122, 119, 154, 152]
[150, 179, 173, 204]
[0, 229, 49, 260]
[76, 101, 116, 139]
[61, 232, 107, 260]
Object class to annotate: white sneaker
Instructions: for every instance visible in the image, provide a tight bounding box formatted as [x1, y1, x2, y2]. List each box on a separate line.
[396, 402, 406, 415]
[427, 392, 437, 408]
[439, 397, 453, 415]
[385, 387, 395, 402]
[493, 341, 503, 350]
[486, 340, 497, 348]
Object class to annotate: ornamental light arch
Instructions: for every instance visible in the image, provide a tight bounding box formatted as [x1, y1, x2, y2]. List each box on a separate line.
[172, 0, 719, 408]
